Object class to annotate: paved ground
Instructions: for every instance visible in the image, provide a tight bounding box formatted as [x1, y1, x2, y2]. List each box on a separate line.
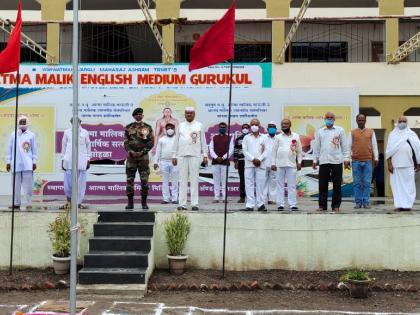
[0, 195, 419, 213]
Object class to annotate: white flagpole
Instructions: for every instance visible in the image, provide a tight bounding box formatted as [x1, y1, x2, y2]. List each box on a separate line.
[70, 0, 80, 313]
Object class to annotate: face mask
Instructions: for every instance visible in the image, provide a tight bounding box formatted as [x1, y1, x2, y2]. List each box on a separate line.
[325, 119, 334, 127]
[219, 128, 227, 135]
[18, 124, 27, 131]
[242, 128, 249, 135]
[250, 125, 259, 133]
[282, 128, 290, 133]
[166, 129, 175, 136]
[398, 122, 407, 130]
[268, 127, 277, 135]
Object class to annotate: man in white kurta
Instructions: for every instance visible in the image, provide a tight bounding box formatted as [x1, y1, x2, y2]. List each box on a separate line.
[242, 118, 268, 211]
[6, 115, 37, 210]
[263, 121, 277, 205]
[172, 107, 208, 211]
[154, 123, 178, 204]
[209, 122, 234, 203]
[61, 118, 92, 209]
[386, 116, 420, 210]
[271, 119, 302, 210]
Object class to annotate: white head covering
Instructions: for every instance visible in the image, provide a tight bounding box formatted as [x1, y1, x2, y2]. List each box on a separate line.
[386, 126, 420, 160]
[185, 107, 195, 112]
[268, 121, 276, 125]
[17, 115, 29, 125]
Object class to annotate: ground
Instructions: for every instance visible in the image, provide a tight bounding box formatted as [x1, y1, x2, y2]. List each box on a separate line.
[1, 269, 420, 314]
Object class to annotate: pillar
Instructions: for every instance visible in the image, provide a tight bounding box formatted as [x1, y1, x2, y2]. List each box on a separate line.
[266, 0, 290, 64]
[156, 0, 181, 64]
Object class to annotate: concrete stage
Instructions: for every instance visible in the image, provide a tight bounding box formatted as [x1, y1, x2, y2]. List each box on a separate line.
[0, 196, 419, 272]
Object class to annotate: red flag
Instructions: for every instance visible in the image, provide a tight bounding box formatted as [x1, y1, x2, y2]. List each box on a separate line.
[0, 0, 22, 74]
[189, 0, 235, 71]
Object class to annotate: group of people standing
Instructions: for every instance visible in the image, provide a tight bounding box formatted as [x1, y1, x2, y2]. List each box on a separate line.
[5, 108, 419, 212]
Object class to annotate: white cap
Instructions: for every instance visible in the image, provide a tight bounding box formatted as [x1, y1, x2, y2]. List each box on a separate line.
[185, 106, 195, 112]
[268, 121, 276, 125]
[18, 115, 29, 124]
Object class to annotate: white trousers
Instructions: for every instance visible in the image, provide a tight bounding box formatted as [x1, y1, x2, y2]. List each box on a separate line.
[213, 164, 228, 200]
[391, 167, 416, 209]
[245, 167, 266, 208]
[64, 170, 87, 204]
[276, 167, 297, 207]
[160, 159, 179, 202]
[11, 171, 33, 206]
[178, 156, 200, 207]
[264, 167, 277, 203]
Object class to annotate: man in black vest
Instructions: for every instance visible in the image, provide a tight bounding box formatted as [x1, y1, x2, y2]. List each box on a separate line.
[209, 122, 234, 203]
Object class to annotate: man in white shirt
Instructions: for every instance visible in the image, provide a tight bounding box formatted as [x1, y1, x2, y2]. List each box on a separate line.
[242, 118, 268, 211]
[386, 116, 420, 211]
[271, 119, 302, 211]
[6, 115, 37, 210]
[61, 117, 92, 209]
[154, 123, 178, 204]
[312, 112, 350, 212]
[172, 107, 208, 211]
[263, 121, 277, 205]
[209, 122, 234, 203]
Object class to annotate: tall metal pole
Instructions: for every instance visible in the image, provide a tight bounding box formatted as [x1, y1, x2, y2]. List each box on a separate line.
[9, 69, 20, 275]
[221, 60, 234, 278]
[70, 0, 80, 313]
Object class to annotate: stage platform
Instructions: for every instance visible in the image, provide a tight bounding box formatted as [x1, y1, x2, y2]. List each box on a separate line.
[1, 196, 420, 272]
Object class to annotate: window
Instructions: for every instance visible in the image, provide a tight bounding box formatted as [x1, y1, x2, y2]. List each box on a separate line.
[290, 42, 348, 62]
[177, 43, 271, 63]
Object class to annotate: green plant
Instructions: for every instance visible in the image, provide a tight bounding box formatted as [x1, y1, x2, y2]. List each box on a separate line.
[48, 212, 87, 258]
[340, 269, 370, 282]
[164, 211, 191, 256]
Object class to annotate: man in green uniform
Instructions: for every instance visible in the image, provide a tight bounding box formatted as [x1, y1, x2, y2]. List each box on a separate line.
[124, 108, 154, 210]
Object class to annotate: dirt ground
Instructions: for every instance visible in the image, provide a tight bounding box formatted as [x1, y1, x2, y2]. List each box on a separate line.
[0, 268, 69, 290]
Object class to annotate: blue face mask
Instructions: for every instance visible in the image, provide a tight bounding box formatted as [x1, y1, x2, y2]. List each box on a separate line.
[268, 127, 277, 135]
[219, 128, 227, 135]
[325, 119, 334, 127]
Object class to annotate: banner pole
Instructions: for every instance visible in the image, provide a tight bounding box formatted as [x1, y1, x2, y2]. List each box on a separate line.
[221, 60, 234, 278]
[70, 0, 80, 312]
[9, 69, 20, 275]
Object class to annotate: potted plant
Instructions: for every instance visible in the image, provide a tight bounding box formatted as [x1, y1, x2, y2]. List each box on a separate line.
[340, 269, 372, 298]
[164, 211, 191, 275]
[48, 212, 71, 274]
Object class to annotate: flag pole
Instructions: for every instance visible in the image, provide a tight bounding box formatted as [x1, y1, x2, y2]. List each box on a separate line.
[9, 69, 20, 275]
[221, 59, 234, 278]
[70, 0, 80, 312]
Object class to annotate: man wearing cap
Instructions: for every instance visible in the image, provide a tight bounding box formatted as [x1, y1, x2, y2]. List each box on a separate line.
[172, 107, 208, 211]
[209, 122, 234, 203]
[233, 123, 250, 203]
[263, 121, 278, 205]
[6, 115, 37, 210]
[154, 123, 178, 204]
[60, 117, 92, 209]
[124, 108, 154, 210]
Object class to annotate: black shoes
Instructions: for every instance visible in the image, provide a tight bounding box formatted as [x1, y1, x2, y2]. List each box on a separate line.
[291, 206, 299, 211]
[191, 206, 199, 211]
[277, 206, 284, 211]
[257, 204, 267, 212]
[177, 206, 187, 210]
[125, 197, 134, 211]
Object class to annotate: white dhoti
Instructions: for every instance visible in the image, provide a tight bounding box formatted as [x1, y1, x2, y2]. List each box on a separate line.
[245, 167, 266, 208]
[391, 167, 416, 209]
[212, 164, 228, 200]
[64, 169, 87, 204]
[263, 167, 277, 203]
[178, 156, 200, 207]
[12, 171, 33, 207]
[160, 159, 179, 202]
[276, 167, 297, 207]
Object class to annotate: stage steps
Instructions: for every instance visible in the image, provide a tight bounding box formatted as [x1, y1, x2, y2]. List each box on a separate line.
[78, 211, 155, 288]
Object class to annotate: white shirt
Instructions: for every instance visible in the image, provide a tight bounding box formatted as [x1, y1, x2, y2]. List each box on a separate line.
[209, 135, 234, 160]
[348, 129, 379, 161]
[6, 129, 37, 172]
[61, 127, 92, 170]
[391, 141, 414, 168]
[313, 125, 349, 165]
[173, 120, 208, 158]
[271, 132, 303, 168]
[263, 134, 276, 168]
[155, 135, 176, 163]
[242, 133, 269, 169]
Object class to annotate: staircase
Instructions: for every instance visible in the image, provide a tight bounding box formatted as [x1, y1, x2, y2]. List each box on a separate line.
[78, 211, 155, 290]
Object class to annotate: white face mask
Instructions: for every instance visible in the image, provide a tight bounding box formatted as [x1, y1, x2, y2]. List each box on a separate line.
[166, 129, 175, 136]
[250, 125, 259, 133]
[18, 124, 27, 131]
[398, 122, 407, 130]
[242, 128, 249, 135]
